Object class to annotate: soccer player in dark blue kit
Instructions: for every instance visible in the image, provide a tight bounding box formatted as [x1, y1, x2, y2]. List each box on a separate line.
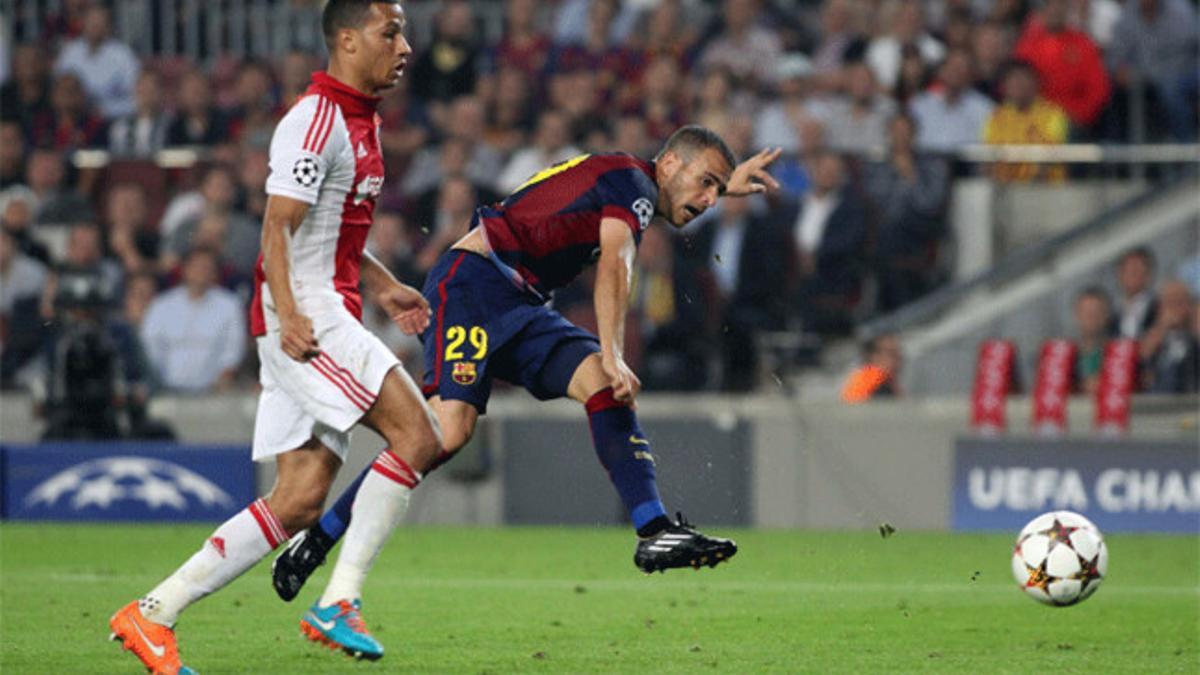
[273, 126, 781, 598]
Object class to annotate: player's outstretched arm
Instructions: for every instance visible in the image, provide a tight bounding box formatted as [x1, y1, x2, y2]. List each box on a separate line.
[724, 147, 783, 197]
[361, 249, 431, 335]
[594, 217, 641, 403]
[261, 194, 319, 362]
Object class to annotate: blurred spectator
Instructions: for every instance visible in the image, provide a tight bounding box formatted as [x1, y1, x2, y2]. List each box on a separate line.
[972, 21, 1015, 101]
[278, 51, 318, 107]
[166, 69, 231, 147]
[490, 0, 552, 77]
[610, 116, 655, 159]
[1108, 0, 1199, 141]
[104, 183, 159, 275]
[1013, 0, 1110, 133]
[59, 222, 124, 298]
[637, 0, 700, 67]
[0, 121, 26, 189]
[909, 49, 994, 151]
[480, 67, 533, 156]
[630, 55, 688, 145]
[0, 187, 50, 265]
[107, 71, 170, 158]
[225, 60, 278, 147]
[121, 271, 158, 330]
[867, 0, 945, 91]
[160, 164, 244, 247]
[40, 265, 158, 439]
[988, 0, 1034, 27]
[690, 195, 790, 391]
[553, 0, 640, 48]
[53, 4, 139, 119]
[1072, 285, 1113, 394]
[810, 0, 865, 86]
[141, 247, 246, 392]
[941, 8, 976, 51]
[26, 149, 94, 226]
[236, 147, 271, 222]
[0, 228, 48, 368]
[698, 0, 784, 89]
[786, 151, 867, 335]
[497, 110, 582, 194]
[1112, 247, 1158, 339]
[865, 114, 950, 311]
[368, 212, 421, 288]
[1138, 280, 1198, 393]
[841, 333, 904, 402]
[412, 0, 481, 105]
[983, 60, 1069, 182]
[755, 55, 816, 153]
[546, 0, 641, 113]
[415, 175, 477, 272]
[1069, 0, 1123, 47]
[632, 226, 709, 391]
[402, 96, 504, 197]
[893, 43, 934, 104]
[1, 44, 52, 133]
[166, 209, 260, 282]
[810, 61, 897, 153]
[29, 72, 108, 151]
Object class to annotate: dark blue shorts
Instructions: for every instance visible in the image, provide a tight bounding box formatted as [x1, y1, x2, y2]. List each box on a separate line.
[420, 250, 600, 413]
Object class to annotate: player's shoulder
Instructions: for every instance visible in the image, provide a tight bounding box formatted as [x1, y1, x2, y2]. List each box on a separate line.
[589, 153, 657, 197]
[272, 93, 345, 157]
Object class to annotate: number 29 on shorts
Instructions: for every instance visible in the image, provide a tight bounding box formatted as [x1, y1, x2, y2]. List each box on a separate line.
[444, 325, 487, 361]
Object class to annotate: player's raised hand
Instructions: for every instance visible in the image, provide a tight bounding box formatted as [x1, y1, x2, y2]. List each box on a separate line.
[280, 310, 319, 362]
[725, 148, 783, 197]
[602, 353, 642, 403]
[379, 283, 432, 335]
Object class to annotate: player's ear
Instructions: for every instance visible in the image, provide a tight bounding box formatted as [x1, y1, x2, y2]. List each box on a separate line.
[658, 150, 683, 178]
[339, 27, 359, 55]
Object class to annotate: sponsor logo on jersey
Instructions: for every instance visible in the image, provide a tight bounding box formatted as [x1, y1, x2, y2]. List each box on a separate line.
[632, 197, 654, 230]
[292, 156, 320, 188]
[452, 362, 477, 385]
[23, 457, 235, 511]
[353, 175, 384, 205]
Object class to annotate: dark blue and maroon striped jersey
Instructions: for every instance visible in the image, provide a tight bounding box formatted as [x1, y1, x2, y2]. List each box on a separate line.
[477, 153, 658, 300]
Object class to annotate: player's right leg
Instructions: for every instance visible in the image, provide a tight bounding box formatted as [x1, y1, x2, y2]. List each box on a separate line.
[273, 395, 478, 601]
[109, 439, 339, 674]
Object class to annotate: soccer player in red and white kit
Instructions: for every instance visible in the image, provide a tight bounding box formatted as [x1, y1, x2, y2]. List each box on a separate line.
[108, 2, 435, 671]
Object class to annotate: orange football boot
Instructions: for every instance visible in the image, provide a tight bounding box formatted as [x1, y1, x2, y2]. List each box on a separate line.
[108, 600, 197, 675]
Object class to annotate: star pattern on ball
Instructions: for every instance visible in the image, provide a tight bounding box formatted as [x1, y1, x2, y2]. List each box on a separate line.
[1074, 554, 1103, 591]
[1037, 518, 1079, 549]
[1025, 562, 1051, 591]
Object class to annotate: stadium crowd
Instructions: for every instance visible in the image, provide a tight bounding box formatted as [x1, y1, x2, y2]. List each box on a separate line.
[0, 0, 1197, 409]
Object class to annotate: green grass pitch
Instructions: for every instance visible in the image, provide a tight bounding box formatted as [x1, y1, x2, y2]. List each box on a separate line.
[2, 524, 1197, 673]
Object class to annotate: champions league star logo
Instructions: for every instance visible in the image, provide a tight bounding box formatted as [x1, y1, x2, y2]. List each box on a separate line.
[292, 156, 320, 188]
[24, 457, 235, 512]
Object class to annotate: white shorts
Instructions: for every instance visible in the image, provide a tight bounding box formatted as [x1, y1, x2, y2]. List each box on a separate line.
[252, 309, 401, 463]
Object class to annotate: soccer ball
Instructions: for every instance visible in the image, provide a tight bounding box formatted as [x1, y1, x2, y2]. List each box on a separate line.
[1011, 510, 1107, 606]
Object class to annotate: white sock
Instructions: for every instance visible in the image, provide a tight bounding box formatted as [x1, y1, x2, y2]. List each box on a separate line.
[139, 498, 288, 626]
[319, 450, 420, 607]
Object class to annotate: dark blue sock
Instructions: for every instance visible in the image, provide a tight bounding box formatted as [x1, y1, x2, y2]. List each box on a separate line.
[586, 388, 668, 533]
[316, 462, 371, 541]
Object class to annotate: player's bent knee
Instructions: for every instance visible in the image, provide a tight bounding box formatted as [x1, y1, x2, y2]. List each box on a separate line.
[266, 486, 327, 534]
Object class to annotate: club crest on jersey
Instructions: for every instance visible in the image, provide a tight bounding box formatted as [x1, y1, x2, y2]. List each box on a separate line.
[292, 156, 320, 188]
[452, 362, 477, 385]
[353, 175, 384, 205]
[632, 197, 654, 231]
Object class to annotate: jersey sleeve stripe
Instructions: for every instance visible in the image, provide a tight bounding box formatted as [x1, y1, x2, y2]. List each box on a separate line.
[301, 96, 326, 152]
[312, 100, 337, 154]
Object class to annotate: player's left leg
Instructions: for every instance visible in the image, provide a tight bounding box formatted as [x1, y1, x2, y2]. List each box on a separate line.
[299, 366, 441, 660]
[562, 351, 738, 573]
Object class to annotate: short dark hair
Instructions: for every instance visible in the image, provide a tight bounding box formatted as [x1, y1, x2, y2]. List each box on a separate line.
[1119, 246, 1155, 270]
[656, 125, 737, 170]
[323, 0, 390, 47]
[1000, 59, 1038, 82]
[1075, 285, 1111, 308]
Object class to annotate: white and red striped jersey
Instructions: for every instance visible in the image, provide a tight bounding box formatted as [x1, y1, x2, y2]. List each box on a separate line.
[250, 71, 386, 337]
